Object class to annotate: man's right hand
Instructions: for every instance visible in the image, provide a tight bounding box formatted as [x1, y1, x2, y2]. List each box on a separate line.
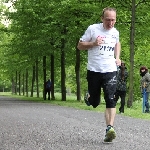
[93, 36, 104, 46]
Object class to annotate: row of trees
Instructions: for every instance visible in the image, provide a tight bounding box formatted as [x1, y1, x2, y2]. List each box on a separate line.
[0, 0, 150, 107]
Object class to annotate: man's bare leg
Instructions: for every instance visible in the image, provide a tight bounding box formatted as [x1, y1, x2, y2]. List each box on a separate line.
[104, 108, 116, 142]
[105, 108, 116, 126]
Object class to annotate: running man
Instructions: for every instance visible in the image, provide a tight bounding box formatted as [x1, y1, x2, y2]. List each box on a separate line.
[77, 7, 121, 142]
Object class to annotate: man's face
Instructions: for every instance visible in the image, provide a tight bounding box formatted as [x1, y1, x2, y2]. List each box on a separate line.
[101, 10, 116, 30]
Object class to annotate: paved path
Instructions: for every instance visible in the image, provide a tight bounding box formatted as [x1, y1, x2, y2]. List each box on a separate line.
[0, 96, 150, 150]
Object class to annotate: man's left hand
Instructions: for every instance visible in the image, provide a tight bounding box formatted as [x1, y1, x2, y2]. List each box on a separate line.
[115, 58, 121, 66]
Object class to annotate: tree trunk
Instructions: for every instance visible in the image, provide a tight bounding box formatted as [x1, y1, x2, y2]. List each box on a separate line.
[127, 0, 135, 107]
[36, 58, 39, 98]
[61, 37, 66, 101]
[15, 71, 17, 95]
[18, 72, 21, 95]
[75, 41, 81, 101]
[23, 73, 25, 96]
[11, 77, 15, 94]
[51, 54, 55, 100]
[43, 56, 46, 99]
[30, 65, 35, 97]
[26, 69, 28, 97]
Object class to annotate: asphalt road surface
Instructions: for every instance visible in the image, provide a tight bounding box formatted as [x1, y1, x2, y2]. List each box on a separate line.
[0, 96, 150, 150]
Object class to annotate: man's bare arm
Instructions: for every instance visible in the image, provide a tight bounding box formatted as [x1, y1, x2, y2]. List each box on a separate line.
[114, 42, 121, 59]
[114, 42, 121, 66]
[77, 37, 104, 50]
[77, 41, 95, 50]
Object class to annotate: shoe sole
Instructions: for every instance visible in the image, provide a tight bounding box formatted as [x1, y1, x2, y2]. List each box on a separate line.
[106, 129, 116, 141]
[102, 141, 113, 144]
[103, 137, 113, 143]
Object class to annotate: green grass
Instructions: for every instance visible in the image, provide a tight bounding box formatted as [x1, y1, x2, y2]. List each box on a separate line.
[0, 92, 149, 120]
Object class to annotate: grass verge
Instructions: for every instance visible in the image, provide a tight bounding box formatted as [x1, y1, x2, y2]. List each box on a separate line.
[1, 92, 149, 120]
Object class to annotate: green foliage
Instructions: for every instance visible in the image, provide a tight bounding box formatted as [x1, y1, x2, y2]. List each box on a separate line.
[0, 0, 150, 101]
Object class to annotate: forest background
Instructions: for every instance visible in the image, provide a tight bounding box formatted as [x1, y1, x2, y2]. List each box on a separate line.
[0, 0, 150, 108]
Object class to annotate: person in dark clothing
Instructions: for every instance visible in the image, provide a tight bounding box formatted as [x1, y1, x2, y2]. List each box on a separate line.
[140, 66, 150, 113]
[44, 79, 52, 100]
[114, 61, 128, 113]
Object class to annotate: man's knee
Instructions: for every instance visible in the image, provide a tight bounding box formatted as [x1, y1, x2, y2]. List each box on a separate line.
[106, 99, 116, 108]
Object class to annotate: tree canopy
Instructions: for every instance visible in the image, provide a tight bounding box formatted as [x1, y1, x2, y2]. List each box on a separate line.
[0, 0, 150, 105]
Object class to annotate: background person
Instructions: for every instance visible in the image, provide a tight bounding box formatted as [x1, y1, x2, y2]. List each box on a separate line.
[77, 7, 121, 142]
[44, 79, 52, 100]
[114, 61, 128, 113]
[140, 66, 150, 113]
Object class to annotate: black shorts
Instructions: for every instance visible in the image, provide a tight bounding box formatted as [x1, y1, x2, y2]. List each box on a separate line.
[87, 70, 117, 108]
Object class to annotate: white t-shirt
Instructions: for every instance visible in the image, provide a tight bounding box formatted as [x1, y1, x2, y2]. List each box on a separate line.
[80, 23, 119, 73]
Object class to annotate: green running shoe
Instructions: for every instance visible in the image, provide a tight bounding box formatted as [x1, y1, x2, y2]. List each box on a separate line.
[104, 136, 113, 142]
[104, 126, 116, 142]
